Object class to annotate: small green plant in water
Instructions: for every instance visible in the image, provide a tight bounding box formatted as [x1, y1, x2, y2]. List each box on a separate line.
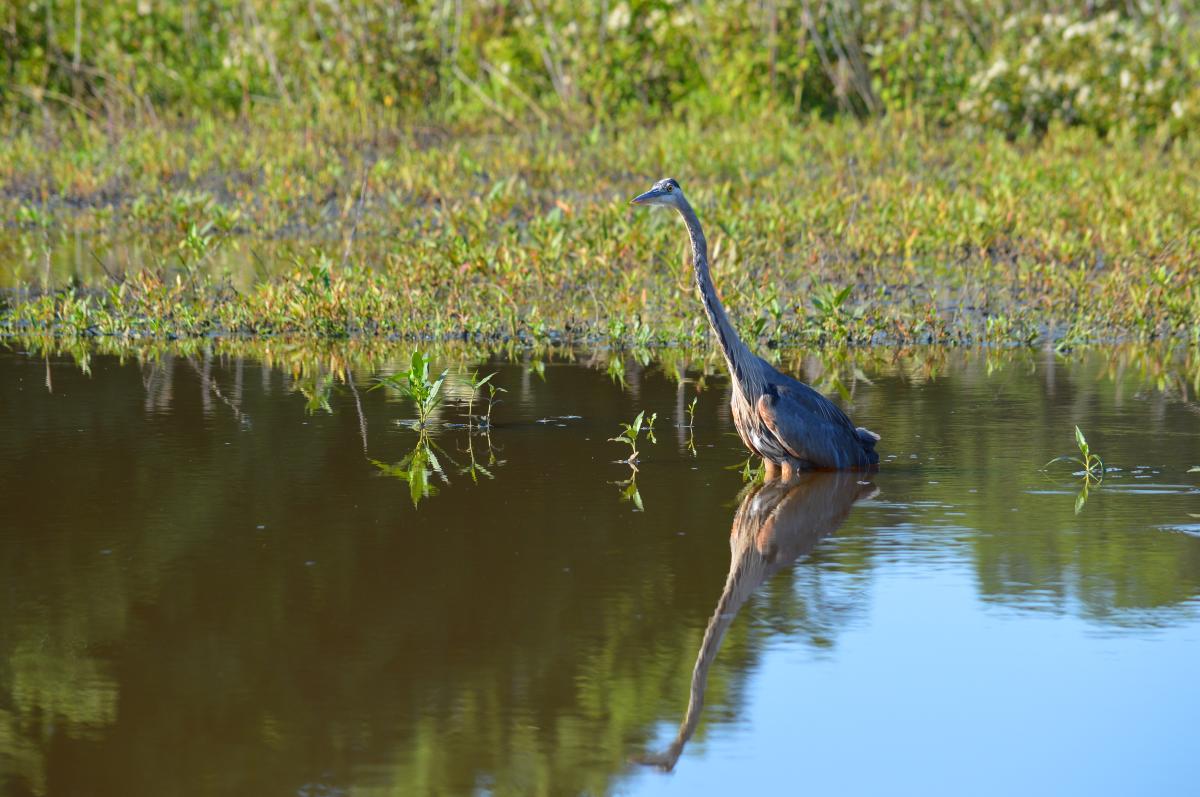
[373, 351, 447, 429]
[683, 396, 699, 457]
[729, 454, 765, 484]
[465, 370, 497, 428]
[1046, 426, 1105, 483]
[482, 380, 505, 428]
[610, 410, 657, 464]
[1045, 426, 1105, 514]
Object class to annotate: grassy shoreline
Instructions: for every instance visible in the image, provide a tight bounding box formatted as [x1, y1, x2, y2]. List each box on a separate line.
[2, 114, 1198, 349]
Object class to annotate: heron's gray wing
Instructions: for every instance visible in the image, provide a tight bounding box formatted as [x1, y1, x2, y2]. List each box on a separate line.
[756, 382, 872, 469]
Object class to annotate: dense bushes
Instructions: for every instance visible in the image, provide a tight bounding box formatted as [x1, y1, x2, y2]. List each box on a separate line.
[958, 10, 1200, 137]
[2, 1, 1198, 136]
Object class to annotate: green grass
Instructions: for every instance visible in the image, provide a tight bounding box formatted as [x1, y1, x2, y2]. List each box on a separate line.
[1, 112, 1198, 348]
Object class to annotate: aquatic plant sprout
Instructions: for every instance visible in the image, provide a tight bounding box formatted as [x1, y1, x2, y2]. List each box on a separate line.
[371, 351, 447, 429]
[465, 370, 498, 429]
[610, 411, 657, 464]
[1045, 425, 1105, 483]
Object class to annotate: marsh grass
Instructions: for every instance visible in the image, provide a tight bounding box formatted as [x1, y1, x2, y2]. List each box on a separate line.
[1, 116, 1198, 349]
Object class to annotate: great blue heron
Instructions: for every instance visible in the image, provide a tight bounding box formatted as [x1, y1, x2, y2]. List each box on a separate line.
[631, 178, 880, 476]
[635, 471, 877, 771]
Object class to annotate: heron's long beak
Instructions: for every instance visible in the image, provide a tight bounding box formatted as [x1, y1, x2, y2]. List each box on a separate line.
[630, 189, 661, 205]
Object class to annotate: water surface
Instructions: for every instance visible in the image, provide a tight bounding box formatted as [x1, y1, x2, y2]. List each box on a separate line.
[1, 344, 1198, 796]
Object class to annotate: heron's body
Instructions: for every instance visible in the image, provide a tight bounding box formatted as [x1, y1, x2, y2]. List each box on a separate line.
[632, 178, 879, 475]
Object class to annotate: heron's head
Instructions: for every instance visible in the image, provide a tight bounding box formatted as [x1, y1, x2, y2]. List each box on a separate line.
[630, 177, 685, 209]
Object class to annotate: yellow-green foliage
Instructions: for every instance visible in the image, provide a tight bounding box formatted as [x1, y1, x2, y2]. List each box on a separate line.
[1, 113, 1197, 346]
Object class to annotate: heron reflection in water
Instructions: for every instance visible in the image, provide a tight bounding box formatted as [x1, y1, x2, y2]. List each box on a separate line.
[636, 472, 876, 771]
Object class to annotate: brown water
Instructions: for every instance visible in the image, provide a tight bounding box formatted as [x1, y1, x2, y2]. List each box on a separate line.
[1, 343, 1198, 796]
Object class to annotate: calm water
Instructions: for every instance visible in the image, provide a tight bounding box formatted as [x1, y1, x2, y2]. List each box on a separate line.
[1, 344, 1198, 796]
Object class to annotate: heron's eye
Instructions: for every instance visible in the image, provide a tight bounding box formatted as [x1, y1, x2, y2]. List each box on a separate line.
[664, 184, 673, 193]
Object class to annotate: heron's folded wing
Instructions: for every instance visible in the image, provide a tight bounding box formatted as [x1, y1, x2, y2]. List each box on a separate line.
[756, 383, 864, 469]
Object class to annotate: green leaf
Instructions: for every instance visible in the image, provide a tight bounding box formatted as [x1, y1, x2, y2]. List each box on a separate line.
[1044, 455, 1083, 469]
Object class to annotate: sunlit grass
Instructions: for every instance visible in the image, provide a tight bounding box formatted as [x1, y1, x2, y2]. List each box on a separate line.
[1, 114, 1197, 349]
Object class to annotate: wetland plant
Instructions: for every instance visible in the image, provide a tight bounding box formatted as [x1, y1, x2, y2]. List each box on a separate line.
[684, 397, 698, 428]
[730, 455, 765, 484]
[373, 351, 446, 428]
[610, 411, 657, 464]
[683, 397, 699, 457]
[465, 370, 497, 428]
[482, 380, 506, 428]
[1046, 426, 1105, 483]
[1045, 426, 1105, 514]
[609, 410, 658, 507]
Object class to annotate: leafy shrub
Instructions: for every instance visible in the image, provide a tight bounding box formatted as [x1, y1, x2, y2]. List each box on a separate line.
[958, 11, 1200, 137]
[3, 1, 1198, 137]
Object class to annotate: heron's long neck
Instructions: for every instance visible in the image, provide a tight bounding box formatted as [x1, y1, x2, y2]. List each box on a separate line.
[677, 201, 754, 389]
[648, 518, 767, 769]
